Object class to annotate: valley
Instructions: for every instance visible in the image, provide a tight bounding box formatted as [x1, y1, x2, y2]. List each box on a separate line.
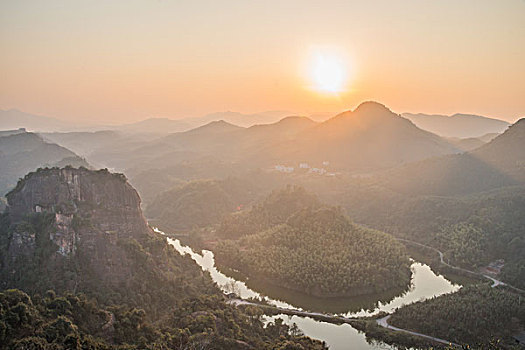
[162, 231, 461, 349]
[2, 3, 524, 348]
[1, 102, 524, 349]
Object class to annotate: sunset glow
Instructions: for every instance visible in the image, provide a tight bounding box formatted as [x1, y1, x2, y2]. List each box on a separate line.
[310, 52, 347, 94]
[1, 1, 524, 123]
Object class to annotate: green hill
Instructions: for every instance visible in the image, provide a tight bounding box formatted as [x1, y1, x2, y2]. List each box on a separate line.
[215, 187, 410, 297]
[0, 168, 327, 349]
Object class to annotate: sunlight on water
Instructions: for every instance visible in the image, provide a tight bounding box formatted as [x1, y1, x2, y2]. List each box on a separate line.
[348, 263, 460, 317]
[265, 315, 398, 350]
[159, 229, 460, 350]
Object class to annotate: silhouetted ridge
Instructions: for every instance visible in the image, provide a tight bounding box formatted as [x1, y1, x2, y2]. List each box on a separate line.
[353, 101, 393, 114]
[189, 119, 242, 133]
[274, 116, 315, 125]
[513, 117, 525, 126]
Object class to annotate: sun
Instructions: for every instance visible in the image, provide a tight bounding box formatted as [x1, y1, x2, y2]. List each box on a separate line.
[310, 52, 347, 94]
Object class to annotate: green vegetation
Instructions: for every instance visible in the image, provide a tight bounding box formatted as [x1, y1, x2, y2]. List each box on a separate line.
[0, 289, 327, 350]
[217, 185, 320, 239]
[334, 183, 525, 290]
[215, 186, 411, 297]
[145, 174, 287, 232]
[351, 318, 438, 350]
[388, 286, 525, 348]
[129, 170, 186, 204]
[436, 223, 488, 268]
[0, 168, 328, 349]
[146, 180, 236, 231]
[0, 211, 216, 320]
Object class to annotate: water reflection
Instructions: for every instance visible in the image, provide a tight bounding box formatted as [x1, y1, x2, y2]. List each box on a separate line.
[353, 262, 460, 317]
[219, 265, 410, 314]
[161, 231, 461, 350]
[164, 233, 460, 316]
[265, 315, 396, 350]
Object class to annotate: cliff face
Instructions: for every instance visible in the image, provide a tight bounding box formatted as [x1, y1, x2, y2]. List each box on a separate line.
[7, 167, 150, 254]
[1, 168, 212, 314]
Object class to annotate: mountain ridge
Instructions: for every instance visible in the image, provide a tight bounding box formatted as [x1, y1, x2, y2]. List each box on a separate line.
[402, 112, 510, 138]
[0, 132, 89, 195]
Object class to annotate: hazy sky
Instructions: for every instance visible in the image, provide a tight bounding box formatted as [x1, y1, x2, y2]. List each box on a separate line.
[1, 0, 524, 123]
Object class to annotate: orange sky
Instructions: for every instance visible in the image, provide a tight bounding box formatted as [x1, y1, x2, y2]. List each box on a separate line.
[1, 0, 524, 123]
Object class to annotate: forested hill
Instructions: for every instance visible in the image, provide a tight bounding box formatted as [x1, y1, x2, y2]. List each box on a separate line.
[328, 118, 525, 289]
[389, 286, 525, 348]
[377, 117, 525, 196]
[0, 168, 328, 349]
[267, 101, 459, 171]
[402, 112, 510, 138]
[215, 186, 411, 297]
[1, 167, 215, 318]
[216, 185, 320, 239]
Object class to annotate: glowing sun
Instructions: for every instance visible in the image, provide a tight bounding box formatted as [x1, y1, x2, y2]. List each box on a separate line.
[310, 52, 347, 94]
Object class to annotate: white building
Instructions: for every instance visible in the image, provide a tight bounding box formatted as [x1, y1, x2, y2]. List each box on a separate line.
[308, 167, 326, 175]
[275, 165, 294, 173]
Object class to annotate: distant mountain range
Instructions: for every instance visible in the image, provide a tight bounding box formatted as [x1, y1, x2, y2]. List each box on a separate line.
[0, 109, 75, 132]
[275, 102, 460, 171]
[378, 117, 525, 196]
[402, 112, 510, 138]
[0, 108, 296, 134]
[4, 102, 522, 202]
[114, 110, 295, 134]
[2, 107, 513, 139]
[85, 102, 464, 188]
[0, 131, 89, 195]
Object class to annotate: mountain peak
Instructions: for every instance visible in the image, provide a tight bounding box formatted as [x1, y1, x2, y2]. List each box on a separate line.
[353, 101, 393, 115]
[188, 119, 243, 134]
[327, 101, 397, 125]
[205, 119, 239, 128]
[274, 116, 316, 125]
[514, 117, 525, 126]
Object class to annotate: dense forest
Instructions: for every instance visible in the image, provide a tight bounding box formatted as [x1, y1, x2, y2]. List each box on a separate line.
[145, 173, 290, 232]
[0, 204, 218, 321]
[333, 184, 525, 289]
[0, 289, 327, 349]
[388, 285, 525, 348]
[216, 185, 320, 239]
[145, 180, 238, 231]
[0, 168, 328, 349]
[214, 186, 411, 297]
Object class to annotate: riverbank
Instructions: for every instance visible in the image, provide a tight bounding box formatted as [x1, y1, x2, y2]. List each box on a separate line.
[228, 297, 456, 349]
[157, 228, 461, 349]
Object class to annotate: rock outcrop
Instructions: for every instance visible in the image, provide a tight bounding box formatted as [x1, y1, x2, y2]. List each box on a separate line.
[0, 167, 213, 316]
[7, 167, 150, 254]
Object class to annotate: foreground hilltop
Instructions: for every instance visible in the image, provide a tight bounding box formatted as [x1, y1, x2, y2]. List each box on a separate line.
[1, 167, 215, 316]
[0, 167, 327, 349]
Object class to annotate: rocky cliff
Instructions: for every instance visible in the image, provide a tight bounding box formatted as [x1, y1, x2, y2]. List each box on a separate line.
[7, 167, 149, 254]
[0, 167, 214, 317]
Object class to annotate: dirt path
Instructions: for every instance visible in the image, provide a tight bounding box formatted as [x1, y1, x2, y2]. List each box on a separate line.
[376, 315, 461, 348]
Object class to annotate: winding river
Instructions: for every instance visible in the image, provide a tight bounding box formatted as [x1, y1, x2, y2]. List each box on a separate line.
[161, 230, 460, 349]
